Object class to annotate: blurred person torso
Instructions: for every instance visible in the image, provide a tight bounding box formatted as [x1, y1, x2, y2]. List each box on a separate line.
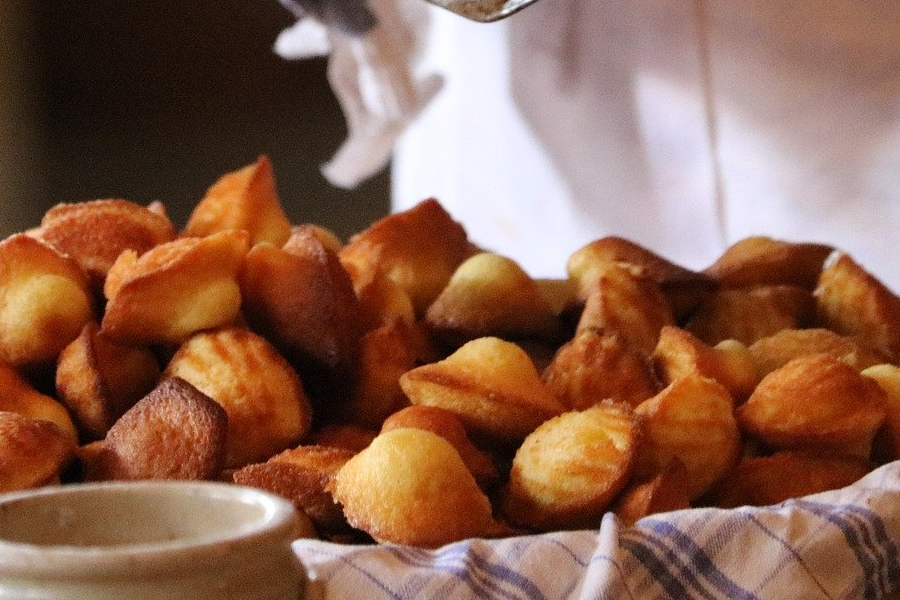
[392, 0, 900, 289]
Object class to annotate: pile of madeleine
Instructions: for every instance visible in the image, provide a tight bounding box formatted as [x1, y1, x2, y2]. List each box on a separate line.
[3, 155, 900, 547]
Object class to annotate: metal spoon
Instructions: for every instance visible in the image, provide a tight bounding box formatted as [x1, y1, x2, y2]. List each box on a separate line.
[421, 0, 540, 22]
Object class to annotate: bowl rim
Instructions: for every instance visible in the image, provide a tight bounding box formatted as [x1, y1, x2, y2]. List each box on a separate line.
[0, 481, 301, 579]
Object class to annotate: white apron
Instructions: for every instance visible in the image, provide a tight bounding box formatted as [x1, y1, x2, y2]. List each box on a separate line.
[392, 0, 900, 290]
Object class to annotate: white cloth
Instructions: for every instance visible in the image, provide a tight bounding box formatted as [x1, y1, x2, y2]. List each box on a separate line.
[393, 0, 900, 290]
[294, 460, 900, 599]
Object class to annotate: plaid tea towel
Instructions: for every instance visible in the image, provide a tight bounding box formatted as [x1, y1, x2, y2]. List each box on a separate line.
[293, 461, 900, 599]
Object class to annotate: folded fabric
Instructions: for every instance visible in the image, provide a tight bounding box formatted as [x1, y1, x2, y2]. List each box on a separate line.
[294, 461, 900, 599]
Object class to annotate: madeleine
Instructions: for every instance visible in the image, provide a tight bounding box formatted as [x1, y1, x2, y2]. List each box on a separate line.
[634, 374, 741, 499]
[56, 322, 160, 440]
[737, 355, 886, 458]
[652, 326, 759, 402]
[575, 262, 673, 355]
[339, 198, 471, 314]
[164, 328, 313, 468]
[101, 230, 249, 345]
[567, 236, 715, 318]
[100, 378, 228, 481]
[815, 252, 900, 359]
[400, 337, 564, 442]
[0, 361, 77, 441]
[240, 228, 362, 376]
[331, 428, 494, 547]
[185, 155, 291, 247]
[0, 412, 75, 493]
[543, 328, 658, 410]
[703, 236, 833, 290]
[749, 328, 887, 377]
[504, 404, 636, 531]
[0, 234, 93, 366]
[425, 252, 560, 344]
[685, 285, 815, 346]
[38, 199, 175, 287]
[614, 459, 690, 526]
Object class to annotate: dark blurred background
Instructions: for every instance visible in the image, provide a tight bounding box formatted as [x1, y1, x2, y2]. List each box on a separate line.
[0, 0, 389, 238]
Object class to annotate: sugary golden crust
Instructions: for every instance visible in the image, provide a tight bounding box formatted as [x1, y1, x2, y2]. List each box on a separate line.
[101, 230, 249, 345]
[703, 451, 872, 508]
[381, 406, 498, 488]
[575, 263, 674, 356]
[0, 361, 77, 441]
[737, 354, 886, 457]
[0, 411, 75, 493]
[652, 326, 759, 402]
[240, 229, 362, 374]
[185, 155, 291, 247]
[634, 374, 741, 500]
[503, 404, 636, 531]
[703, 236, 833, 290]
[341, 260, 415, 332]
[815, 253, 900, 359]
[749, 328, 888, 377]
[102, 377, 228, 480]
[862, 364, 900, 461]
[39, 199, 176, 286]
[0, 234, 93, 366]
[164, 327, 313, 468]
[400, 337, 564, 442]
[543, 329, 658, 410]
[56, 322, 160, 440]
[331, 428, 494, 547]
[425, 253, 560, 345]
[685, 285, 816, 346]
[344, 321, 417, 430]
[233, 445, 354, 533]
[567, 237, 716, 319]
[614, 458, 690, 526]
[339, 199, 470, 314]
[307, 425, 376, 453]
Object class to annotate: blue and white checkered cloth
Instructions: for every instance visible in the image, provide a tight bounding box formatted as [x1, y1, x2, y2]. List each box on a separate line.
[294, 461, 900, 599]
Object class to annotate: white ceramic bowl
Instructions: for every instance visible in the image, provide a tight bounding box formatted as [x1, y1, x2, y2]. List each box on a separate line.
[0, 481, 307, 600]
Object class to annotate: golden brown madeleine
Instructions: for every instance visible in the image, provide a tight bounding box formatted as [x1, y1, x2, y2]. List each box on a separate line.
[38, 199, 175, 287]
[240, 229, 362, 375]
[703, 236, 833, 290]
[737, 355, 886, 458]
[289, 224, 343, 254]
[400, 337, 564, 443]
[0, 234, 93, 367]
[543, 329, 658, 410]
[614, 459, 691, 527]
[381, 406, 498, 488]
[749, 328, 888, 378]
[634, 374, 741, 500]
[164, 328, 313, 468]
[233, 445, 354, 534]
[861, 364, 900, 461]
[575, 262, 674, 355]
[0, 361, 77, 441]
[0, 411, 75, 493]
[567, 236, 716, 319]
[331, 428, 494, 547]
[652, 326, 759, 402]
[815, 252, 900, 359]
[101, 377, 228, 480]
[185, 155, 291, 247]
[56, 322, 160, 440]
[684, 285, 815, 346]
[344, 321, 418, 430]
[341, 259, 415, 333]
[101, 230, 249, 345]
[703, 451, 872, 508]
[307, 424, 376, 453]
[339, 198, 470, 314]
[503, 404, 636, 531]
[425, 253, 560, 344]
